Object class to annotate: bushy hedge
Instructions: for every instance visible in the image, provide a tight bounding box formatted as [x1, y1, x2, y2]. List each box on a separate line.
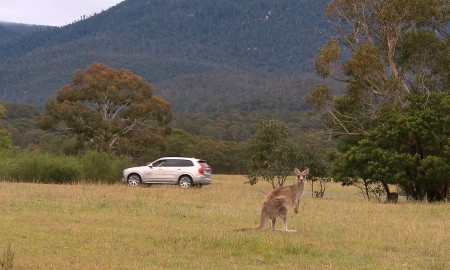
[78, 150, 133, 184]
[0, 150, 133, 184]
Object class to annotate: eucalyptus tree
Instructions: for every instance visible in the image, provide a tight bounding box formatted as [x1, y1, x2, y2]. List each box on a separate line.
[41, 62, 172, 157]
[307, 0, 449, 201]
[310, 0, 448, 136]
[246, 120, 328, 189]
[246, 120, 302, 188]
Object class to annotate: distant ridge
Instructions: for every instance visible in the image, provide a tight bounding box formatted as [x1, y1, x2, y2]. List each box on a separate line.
[0, 22, 50, 43]
[0, 0, 329, 112]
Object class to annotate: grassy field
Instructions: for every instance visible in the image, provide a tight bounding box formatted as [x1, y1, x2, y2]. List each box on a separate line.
[1, 175, 449, 269]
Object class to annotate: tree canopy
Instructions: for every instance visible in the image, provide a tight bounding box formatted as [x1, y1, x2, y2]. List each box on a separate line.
[41, 62, 172, 157]
[246, 120, 302, 188]
[309, 0, 449, 137]
[245, 120, 328, 189]
[333, 94, 450, 201]
[308, 0, 450, 201]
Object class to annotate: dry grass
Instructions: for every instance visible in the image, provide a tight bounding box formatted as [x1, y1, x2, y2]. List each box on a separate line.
[0, 175, 449, 269]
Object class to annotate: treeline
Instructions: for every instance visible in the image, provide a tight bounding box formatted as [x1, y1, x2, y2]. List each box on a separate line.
[0, 102, 327, 176]
[157, 73, 333, 112]
[173, 110, 319, 141]
[0, 22, 48, 43]
[161, 129, 248, 174]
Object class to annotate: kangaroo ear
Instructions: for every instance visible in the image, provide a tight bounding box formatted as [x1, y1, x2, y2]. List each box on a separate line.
[294, 168, 301, 175]
[303, 168, 310, 175]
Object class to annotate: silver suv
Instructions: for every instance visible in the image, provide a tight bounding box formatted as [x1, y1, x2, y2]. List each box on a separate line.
[122, 157, 212, 188]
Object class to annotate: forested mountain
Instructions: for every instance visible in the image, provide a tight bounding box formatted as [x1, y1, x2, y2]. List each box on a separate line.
[0, 0, 329, 111]
[0, 22, 49, 43]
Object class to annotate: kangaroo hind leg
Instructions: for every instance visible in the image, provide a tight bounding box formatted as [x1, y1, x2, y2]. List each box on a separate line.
[281, 215, 296, 232]
[271, 218, 277, 231]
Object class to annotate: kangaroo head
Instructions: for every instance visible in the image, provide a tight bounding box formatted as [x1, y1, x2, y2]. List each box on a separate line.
[294, 168, 309, 183]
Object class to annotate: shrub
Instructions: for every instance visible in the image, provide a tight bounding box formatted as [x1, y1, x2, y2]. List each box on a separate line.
[0, 150, 133, 184]
[0, 151, 19, 180]
[10, 151, 81, 184]
[46, 164, 81, 184]
[79, 150, 133, 184]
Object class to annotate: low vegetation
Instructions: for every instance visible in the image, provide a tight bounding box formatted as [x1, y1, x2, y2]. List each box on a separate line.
[0, 150, 132, 184]
[1, 176, 448, 269]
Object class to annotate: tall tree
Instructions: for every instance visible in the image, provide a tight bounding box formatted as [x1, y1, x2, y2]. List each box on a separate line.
[246, 120, 303, 188]
[41, 62, 172, 156]
[333, 94, 450, 201]
[307, 0, 449, 201]
[309, 0, 449, 136]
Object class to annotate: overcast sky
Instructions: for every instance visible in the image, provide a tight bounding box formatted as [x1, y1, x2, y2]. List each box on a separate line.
[0, 0, 125, 26]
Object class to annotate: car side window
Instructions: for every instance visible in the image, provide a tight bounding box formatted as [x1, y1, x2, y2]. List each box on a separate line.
[179, 160, 194, 167]
[163, 160, 178, 167]
[162, 159, 194, 167]
[152, 160, 165, 167]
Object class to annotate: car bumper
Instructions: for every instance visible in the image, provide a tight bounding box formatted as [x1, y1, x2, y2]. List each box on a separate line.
[193, 175, 211, 185]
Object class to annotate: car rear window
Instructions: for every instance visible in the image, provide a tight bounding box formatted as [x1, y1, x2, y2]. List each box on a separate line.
[198, 160, 210, 169]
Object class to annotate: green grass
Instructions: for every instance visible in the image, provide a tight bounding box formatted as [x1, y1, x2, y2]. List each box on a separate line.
[0, 175, 449, 269]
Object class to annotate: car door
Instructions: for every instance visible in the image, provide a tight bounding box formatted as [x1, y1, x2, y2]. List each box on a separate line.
[148, 159, 166, 182]
[147, 159, 178, 183]
[140, 165, 154, 182]
[157, 159, 181, 183]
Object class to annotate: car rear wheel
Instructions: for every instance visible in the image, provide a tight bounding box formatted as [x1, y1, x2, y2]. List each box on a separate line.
[127, 174, 141, 186]
[178, 176, 193, 189]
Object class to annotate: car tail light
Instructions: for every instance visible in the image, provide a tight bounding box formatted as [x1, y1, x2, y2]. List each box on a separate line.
[198, 162, 204, 174]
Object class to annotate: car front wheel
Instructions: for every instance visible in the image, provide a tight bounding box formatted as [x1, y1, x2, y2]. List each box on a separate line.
[178, 176, 193, 189]
[127, 174, 141, 186]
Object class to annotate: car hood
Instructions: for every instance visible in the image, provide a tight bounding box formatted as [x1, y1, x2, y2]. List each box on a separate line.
[124, 166, 148, 172]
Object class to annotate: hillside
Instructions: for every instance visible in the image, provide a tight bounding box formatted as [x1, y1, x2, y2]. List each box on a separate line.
[0, 22, 49, 43]
[0, 0, 329, 111]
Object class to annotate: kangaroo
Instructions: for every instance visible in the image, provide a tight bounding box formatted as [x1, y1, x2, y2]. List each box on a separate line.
[236, 168, 309, 232]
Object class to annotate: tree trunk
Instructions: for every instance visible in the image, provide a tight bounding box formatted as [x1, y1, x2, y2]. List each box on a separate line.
[426, 183, 450, 202]
[386, 192, 398, 203]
